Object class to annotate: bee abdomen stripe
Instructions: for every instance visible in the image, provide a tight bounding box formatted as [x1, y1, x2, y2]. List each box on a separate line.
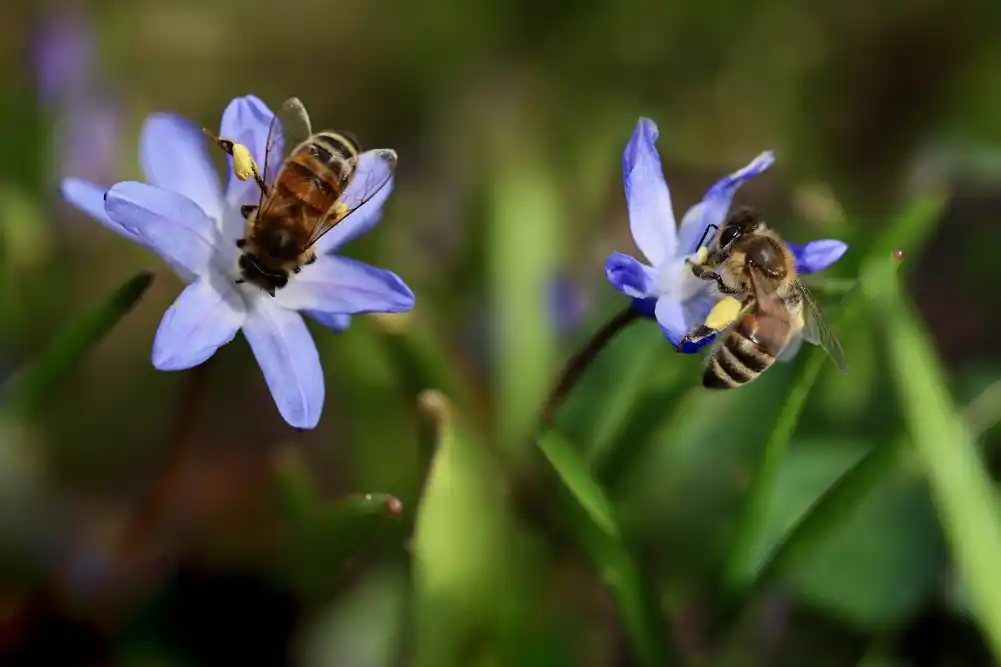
[725, 334, 770, 372]
[288, 161, 337, 196]
[716, 343, 754, 383]
[314, 133, 360, 161]
[704, 359, 741, 389]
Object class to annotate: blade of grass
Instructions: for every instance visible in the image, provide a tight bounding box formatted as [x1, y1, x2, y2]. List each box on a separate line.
[539, 429, 674, 667]
[880, 266, 1001, 662]
[0, 271, 153, 420]
[721, 190, 947, 598]
[278, 492, 404, 600]
[412, 391, 518, 667]
[488, 149, 561, 463]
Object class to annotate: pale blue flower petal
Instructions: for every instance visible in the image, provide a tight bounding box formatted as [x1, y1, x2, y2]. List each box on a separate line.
[622, 118, 676, 265]
[104, 182, 218, 278]
[313, 151, 396, 255]
[60, 177, 140, 243]
[305, 310, 352, 332]
[276, 255, 414, 315]
[219, 95, 275, 208]
[677, 151, 775, 254]
[305, 311, 352, 331]
[677, 290, 720, 353]
[140, 113, 223, 220]
[654, 297, 689, 346]
[152, 278, 246, 370]
[787, 239, 848, 275]
[655, 289, 720, 350]
[243, 302, 324, 429]
[604, 251, 657, 299]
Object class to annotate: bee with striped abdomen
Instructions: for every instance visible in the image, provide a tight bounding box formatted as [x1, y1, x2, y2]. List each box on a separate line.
[203, 97, 396, 296]
[677, 207, 848, 389]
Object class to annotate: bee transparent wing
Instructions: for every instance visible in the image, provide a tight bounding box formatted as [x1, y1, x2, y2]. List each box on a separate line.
[776, 332, 804, 363]
[258, 97, 313, 206]
[796, 279, 849, 374]
[304, 148, 398, 250]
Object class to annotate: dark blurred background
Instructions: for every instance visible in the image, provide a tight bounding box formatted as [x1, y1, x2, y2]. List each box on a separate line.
[1, 0, 1001, 665]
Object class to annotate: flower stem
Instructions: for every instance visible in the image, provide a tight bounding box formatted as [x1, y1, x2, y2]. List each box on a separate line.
[539, 305, 642, 427]
[117, 359, 212, 572]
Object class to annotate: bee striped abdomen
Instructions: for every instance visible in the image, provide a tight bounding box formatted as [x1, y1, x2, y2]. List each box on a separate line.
[703, 316, 782, 390]
[277, 133, 357, 215]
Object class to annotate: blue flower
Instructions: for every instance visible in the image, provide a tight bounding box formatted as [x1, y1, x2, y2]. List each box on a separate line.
[60, 95, 414, 429]
[33, 11, 122, 188]
[605, 117, 848, 352]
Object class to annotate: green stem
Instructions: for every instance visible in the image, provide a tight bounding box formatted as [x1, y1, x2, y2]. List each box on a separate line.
[539, 305, 641, 427]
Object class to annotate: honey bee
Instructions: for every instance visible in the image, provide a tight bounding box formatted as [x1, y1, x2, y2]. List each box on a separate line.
[677, 207, 848, 389]
[203, 97, 397, 296]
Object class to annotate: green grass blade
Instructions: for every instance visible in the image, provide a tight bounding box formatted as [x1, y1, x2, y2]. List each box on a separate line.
[880, 270, 1001, 662]
[412, 391, 517, 667]
[0, 271, 153, 420]
[281, 493, 403, 585]
[540, 429, 673, 667]
[488, 152, 560, 462]
[721, 191, 948, 597]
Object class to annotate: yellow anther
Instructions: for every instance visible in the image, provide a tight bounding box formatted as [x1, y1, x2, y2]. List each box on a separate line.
[332, 201, 350, 221]
[695, 246, 709, 265]
[705, 296, 742, 331]
[230, 142, 259, 182]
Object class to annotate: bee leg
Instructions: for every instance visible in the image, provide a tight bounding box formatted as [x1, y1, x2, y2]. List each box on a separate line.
[304, 254, 317, 266]
[235, 238, 246, 249]
[699, 271, 741, 295]
[240, 205, 257, 219]
[292, 266, 302, 274]
[234, 278, 246, 284]
[675, 325, 716, 353]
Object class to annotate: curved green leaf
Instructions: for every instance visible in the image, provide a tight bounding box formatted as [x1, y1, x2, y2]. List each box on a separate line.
[279, 491, 403, 597]
[540, 429, 673, 667]
[880, 269, 1001, 662]
[1, 271, 153, 420]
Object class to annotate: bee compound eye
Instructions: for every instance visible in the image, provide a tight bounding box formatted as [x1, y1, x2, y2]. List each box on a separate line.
[719, 225, 740, 248]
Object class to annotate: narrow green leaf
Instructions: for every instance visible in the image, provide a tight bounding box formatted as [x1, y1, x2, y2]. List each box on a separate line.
[539, 431, 619, 539]
[540, 429, 673, 667]
[488, 151, 560, 461]
[722, 192, 947, 596]
[271, 445, 322, 520]
[0, 271, 153, 420]
[755, 436, 904, 593]
[280, 492, 403, 597]
[366, 314, 488, 430]
[412, 390, 518, 667]
[880, 271, 1001, 662]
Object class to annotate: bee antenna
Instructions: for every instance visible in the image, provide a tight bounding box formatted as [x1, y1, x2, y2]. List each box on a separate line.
[695, 223, 719, 253]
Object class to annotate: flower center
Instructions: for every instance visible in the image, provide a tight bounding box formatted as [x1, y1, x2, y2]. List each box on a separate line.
[654, 252, 706, 302]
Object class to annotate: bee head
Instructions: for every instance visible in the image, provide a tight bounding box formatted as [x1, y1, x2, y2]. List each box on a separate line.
[238, 253, 288, 297]
[712, 206, 762, 259]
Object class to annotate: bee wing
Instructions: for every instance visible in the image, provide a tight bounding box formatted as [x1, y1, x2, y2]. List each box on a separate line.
[776, 332, 804, 363]
[303, 148, 398, 250]
[745, 262, 787, 316]
[258, 97, 313, 204]
[795, 279, 849, 374]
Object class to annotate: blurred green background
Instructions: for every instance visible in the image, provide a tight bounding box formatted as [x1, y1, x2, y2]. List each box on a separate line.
[1, 0, 1001, 666]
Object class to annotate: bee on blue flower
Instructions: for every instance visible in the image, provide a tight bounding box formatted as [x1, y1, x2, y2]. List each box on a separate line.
[60, 95, 415, 429]
[605, 117, 849, 354]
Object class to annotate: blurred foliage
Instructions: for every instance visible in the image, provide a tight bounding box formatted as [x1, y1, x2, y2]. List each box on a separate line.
[0, 0, 1000, 666]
